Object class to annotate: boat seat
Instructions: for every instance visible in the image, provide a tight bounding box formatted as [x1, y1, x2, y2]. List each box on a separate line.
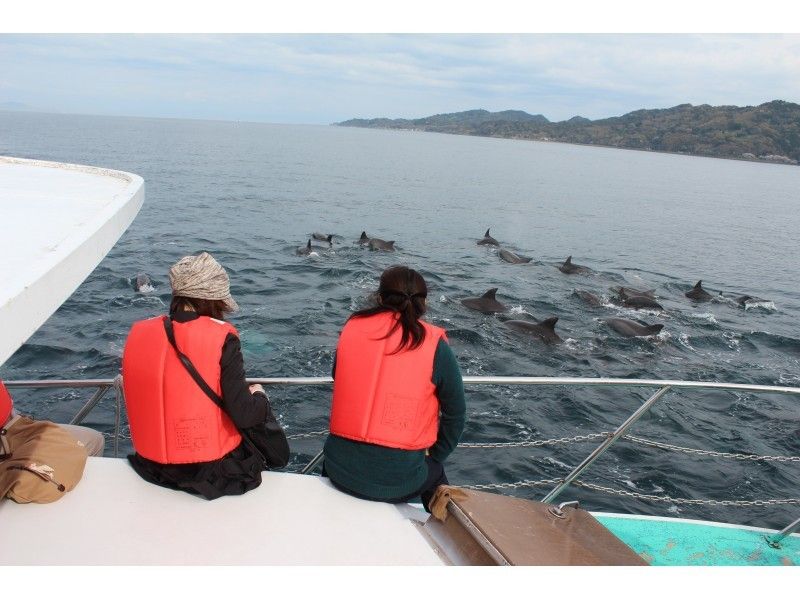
[420, 488, 647, 565]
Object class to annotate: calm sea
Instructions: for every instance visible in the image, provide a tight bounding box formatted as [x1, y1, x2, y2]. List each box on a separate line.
[2, 111, 799, 528]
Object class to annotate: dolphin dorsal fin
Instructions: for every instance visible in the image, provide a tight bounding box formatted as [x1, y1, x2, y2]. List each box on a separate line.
[647, 324, 664, 335]
[482, 288, 498, 299]
[387, 241, 395, 247]
[540, 317, 558, 329]
[307, 239, 311, 248]
[565, 256, 572, 265]
[484, 228, 490, 237]
[360, 231, 368, 239]
[694, 280, 703, 289]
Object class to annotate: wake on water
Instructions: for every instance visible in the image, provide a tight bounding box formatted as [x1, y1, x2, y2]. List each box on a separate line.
[743, 300, 777, 311]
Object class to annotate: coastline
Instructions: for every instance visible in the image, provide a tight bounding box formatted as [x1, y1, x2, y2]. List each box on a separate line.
[333, 123, 800, 168]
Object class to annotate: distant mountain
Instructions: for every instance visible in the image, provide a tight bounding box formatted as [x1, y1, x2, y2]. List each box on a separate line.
[339, 108, 549, 132]
[336, 101, 800, 165]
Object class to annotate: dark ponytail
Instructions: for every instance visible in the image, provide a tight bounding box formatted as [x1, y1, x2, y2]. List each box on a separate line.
[351, 265, 428, 353]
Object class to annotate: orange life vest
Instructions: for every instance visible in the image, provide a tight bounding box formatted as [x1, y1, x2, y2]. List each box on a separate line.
[0, 379, 12, 428]
[329, 311, 447, 450]
[122, 315, 242, 464]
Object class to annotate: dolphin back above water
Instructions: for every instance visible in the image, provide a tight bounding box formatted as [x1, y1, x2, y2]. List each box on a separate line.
[504, 317, 562, 343]
[499, 249, 532, 264]
[477, 228, 499, 246]
[296, 239, 316, 256]
[685, 280, 713, 302]
[613, 286, 656, 299]
[605, 317, 663, 338]
[312, 232, 334, 243]
[368, 238, 396, 252]
[559, 256, 589, 274]
[618, 289, 663, 310]
[574, 290, 603, 306]
[734, 294, 773, 310]
[133, 273, 153, 293]
[460, 288, 508, 313]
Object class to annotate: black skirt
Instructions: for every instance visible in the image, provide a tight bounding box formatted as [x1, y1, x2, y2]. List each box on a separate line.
[127, 441, 263, 500]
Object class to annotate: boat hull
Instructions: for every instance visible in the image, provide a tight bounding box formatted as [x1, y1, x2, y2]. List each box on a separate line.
[595, 512, 800, 565]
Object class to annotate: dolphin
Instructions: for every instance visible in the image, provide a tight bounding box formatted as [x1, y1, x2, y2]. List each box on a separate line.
[499, 249, 532, 264]
[133, 273, 153, 293]
[358, 231, 370, 245]
[685, 280, 713, 302]
[736, 295, 771, 308]
[477, 228, 499, 246]
[574, 290, 603, 306]
[296, 239, 318, 256]
[613, 286, 656, 299]
[312, 233, 334, 243]
[558, 256, 589, 274]
[605, 318, 664, 338]
[504, 317, 562, 343]
[622, 296, 664, 310]
[368, 238, 396, 252]
[618, 289, 663, 310]
[460, 288, 508, 313]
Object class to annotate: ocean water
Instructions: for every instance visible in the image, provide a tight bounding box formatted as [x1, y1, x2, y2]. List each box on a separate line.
[2, 111, 799, 529]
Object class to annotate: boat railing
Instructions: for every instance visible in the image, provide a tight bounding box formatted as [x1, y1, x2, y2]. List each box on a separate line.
[5, 375, 800, 544]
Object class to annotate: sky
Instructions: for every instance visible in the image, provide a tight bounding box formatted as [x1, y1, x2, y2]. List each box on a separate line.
[1, 33, 800, 124]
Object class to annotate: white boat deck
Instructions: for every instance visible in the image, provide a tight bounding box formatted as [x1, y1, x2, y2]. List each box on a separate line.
[0, 457, 443, 565]
[0, 156, 144, 365]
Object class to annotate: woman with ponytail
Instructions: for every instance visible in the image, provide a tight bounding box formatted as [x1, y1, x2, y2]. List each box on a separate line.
[323, 266, 465, 510]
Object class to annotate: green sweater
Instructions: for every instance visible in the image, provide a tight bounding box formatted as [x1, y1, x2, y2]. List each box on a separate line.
[323, 338, 466, 500]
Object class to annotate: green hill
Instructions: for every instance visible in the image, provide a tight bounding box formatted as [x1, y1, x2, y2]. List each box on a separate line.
[336, 101, 800, 165]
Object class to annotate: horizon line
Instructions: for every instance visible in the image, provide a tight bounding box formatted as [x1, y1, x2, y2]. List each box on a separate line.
[1, 97, 796, 128]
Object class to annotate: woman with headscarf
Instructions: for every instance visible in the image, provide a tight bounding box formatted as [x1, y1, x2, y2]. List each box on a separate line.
[122, 252, 288, 499]
[323, 265, 465, 510]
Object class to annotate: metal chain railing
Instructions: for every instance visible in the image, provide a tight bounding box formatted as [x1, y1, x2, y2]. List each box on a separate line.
[570, 480, 800, 507]
[286, 430, 328, 440]
[284, 430, 613, 447]
[459, 432, 612, 449]
[624, 435, 800, 463]
[464, 478, 800, 507]
[464, 478, 564, 491]
[7, 377, 800, 516]
[283, 429, 800, 465]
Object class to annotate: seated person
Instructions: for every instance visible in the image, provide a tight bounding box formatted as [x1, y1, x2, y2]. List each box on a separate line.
[323, 265, 465, 510]
[0, 378, 105, 457]
[122, 252, 288, 500]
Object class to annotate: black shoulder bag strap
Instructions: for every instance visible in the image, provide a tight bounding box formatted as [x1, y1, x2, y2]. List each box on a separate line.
[163, 317, 223, 408]
[162, 317, 268, 466]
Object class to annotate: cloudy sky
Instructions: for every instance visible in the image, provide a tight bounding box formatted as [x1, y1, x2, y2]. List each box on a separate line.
[1, 34, 799, 124]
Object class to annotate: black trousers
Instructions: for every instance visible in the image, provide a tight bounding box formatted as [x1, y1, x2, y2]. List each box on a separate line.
[323, 456, 448, 512]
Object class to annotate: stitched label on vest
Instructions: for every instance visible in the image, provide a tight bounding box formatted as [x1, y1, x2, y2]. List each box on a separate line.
[381, 394, 419, 430]
[174, 418, 210, 450]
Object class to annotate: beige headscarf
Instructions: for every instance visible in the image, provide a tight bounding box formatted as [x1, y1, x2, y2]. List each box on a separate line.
[168, 252, 239, 312]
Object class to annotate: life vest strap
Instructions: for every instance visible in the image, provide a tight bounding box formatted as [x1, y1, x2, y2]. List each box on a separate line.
[162, 317, 224, 409]
[161, 317, 269, 468]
